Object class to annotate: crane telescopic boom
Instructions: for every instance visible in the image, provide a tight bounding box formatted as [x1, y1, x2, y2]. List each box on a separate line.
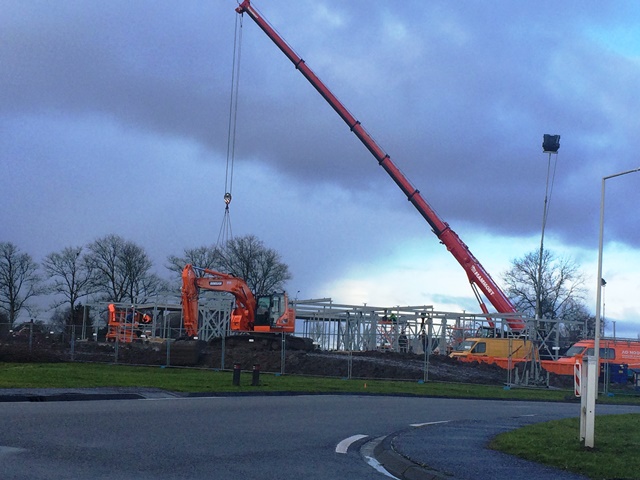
[236, 0, 525, 332]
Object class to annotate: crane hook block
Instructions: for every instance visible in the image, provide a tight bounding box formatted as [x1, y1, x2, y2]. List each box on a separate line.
[224, 192, 232, 205]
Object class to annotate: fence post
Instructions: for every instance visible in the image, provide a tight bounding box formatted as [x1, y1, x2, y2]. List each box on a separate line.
[423, 317, 433, 382]
[70, 325, 76, 361]
[233, 363, 241, 386]
[28, 320, 33, 354]
[221, 332, 226, 371]
[252, 364, 261, 386]
[280, 332, 286, 375]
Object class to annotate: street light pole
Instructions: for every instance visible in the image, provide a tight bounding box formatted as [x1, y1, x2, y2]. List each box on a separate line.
[538, 135, 561, 323]
[583, 166, 640, 447]
[594, 167, 640, 389]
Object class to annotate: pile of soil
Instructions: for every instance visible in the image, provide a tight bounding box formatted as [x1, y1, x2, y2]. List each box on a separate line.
[0, 338, 566, 387]
[202, 343, 510, 384]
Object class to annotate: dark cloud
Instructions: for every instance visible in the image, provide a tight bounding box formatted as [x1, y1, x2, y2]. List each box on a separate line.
[2, 0, 639, 317]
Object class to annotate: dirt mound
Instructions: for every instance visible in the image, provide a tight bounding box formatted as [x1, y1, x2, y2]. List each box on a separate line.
[0, 339, 561, 387]
[202, 343, 510, 385]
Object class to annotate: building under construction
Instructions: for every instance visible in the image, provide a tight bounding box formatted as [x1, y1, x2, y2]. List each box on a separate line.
[89, 294, 570, 361]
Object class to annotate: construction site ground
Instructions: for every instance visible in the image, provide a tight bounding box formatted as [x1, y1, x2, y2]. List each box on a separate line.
[0, 338, 576, 389]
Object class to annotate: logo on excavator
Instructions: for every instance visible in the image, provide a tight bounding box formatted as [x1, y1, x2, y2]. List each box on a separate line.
[209, 281, 223, 286]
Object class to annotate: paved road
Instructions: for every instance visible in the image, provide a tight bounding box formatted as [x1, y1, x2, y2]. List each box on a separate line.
[0, 390, 638, 479]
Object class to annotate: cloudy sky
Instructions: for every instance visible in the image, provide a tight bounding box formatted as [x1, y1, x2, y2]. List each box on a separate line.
[2, 1, 639, 335]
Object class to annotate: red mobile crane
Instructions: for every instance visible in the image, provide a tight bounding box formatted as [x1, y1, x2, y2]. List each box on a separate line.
[235, 1, 526, 333]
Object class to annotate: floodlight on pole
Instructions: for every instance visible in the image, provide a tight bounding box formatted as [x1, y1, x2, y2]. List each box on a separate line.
[536, 134, 560, 325]
[542, 134, 561, 153]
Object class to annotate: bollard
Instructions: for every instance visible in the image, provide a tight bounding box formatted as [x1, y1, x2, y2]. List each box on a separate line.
[232, 363, 241, 386]
[252, 364, 260, 386]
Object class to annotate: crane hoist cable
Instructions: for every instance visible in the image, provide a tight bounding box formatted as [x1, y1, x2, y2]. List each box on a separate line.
[218, 11, 244, 247]
[539, 149, 559, 257]
[541, 151, 559, 233]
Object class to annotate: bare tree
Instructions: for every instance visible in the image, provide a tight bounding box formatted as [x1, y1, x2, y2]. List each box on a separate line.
[217, 235, 291, 294]
[560, 302, 596, 343]
[86, 234, 127, 301]
[86, 235, 164, 303]
[169, 235, 291, 295]
[0, 241, 44, 327]
[502, 249, 588, 339]
[253, 245, 291, 295]
[121, 241, 167, 301]
[49, 307, 68, 333]
[0, 310, 9, 338]
[166, 245, 222, 277]
[43, 246, 95, 327]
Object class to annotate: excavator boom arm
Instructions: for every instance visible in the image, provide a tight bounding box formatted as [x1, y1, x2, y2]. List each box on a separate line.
[181, 264, 258, 336]
[236, 1, 525, 331]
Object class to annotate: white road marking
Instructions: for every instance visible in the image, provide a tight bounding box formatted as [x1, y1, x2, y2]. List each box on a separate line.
[360, 436, 400, 479]
[410, 420, 450, 427]
[335, 434, 368, 454]
[364, 455, 400, 479]
[0, 446, 26, 456]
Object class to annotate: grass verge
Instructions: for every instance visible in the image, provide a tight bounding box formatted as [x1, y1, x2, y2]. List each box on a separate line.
[490, 414, 640, 479]
[2, 362, 640, 479]
[1, 362, 640, 405]
[0, 362, 574, 399]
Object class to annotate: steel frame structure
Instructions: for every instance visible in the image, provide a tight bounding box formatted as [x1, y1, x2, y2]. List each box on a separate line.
[85, 297, 583, 361]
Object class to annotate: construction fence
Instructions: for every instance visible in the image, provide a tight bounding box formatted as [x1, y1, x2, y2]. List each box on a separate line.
[2, 297, 634, 393]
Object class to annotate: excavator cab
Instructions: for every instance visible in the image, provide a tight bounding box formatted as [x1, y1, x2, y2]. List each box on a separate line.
[254, 293, 294, 333]
[254, 295, 273, 328]
[255, 294, 283, 329]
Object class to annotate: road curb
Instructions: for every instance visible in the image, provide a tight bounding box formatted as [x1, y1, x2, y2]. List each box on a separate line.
[374, 431, 450, 480]
[0, 392, 145, 403]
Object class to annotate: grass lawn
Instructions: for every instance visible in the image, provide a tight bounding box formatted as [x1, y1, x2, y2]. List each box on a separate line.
[2, 362, 640, 479]
[490, 414, 640, 479]
[0, 362, 578, 399]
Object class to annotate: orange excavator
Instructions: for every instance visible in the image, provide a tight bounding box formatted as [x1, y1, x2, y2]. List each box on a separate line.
[181, 264, 312, 349]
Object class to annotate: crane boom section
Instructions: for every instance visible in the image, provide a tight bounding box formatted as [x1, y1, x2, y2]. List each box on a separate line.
[236, 1, 525, 331]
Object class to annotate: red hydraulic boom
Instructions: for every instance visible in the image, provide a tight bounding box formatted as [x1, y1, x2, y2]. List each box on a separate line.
[236, 1, 525, 333]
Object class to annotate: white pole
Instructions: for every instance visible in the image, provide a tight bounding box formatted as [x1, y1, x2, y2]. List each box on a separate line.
[588, 167, 640, 444]
[595, 167, 640, 399]
[594, 177, 605, 397]
[583, 355, 597, 448]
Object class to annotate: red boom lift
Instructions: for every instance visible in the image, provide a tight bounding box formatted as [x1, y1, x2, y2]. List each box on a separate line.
[106, 304, 152, 343]
[235, 1, 526, 334]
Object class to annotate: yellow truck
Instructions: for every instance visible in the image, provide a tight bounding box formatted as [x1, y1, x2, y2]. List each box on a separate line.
[450, 337, 536, 369]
